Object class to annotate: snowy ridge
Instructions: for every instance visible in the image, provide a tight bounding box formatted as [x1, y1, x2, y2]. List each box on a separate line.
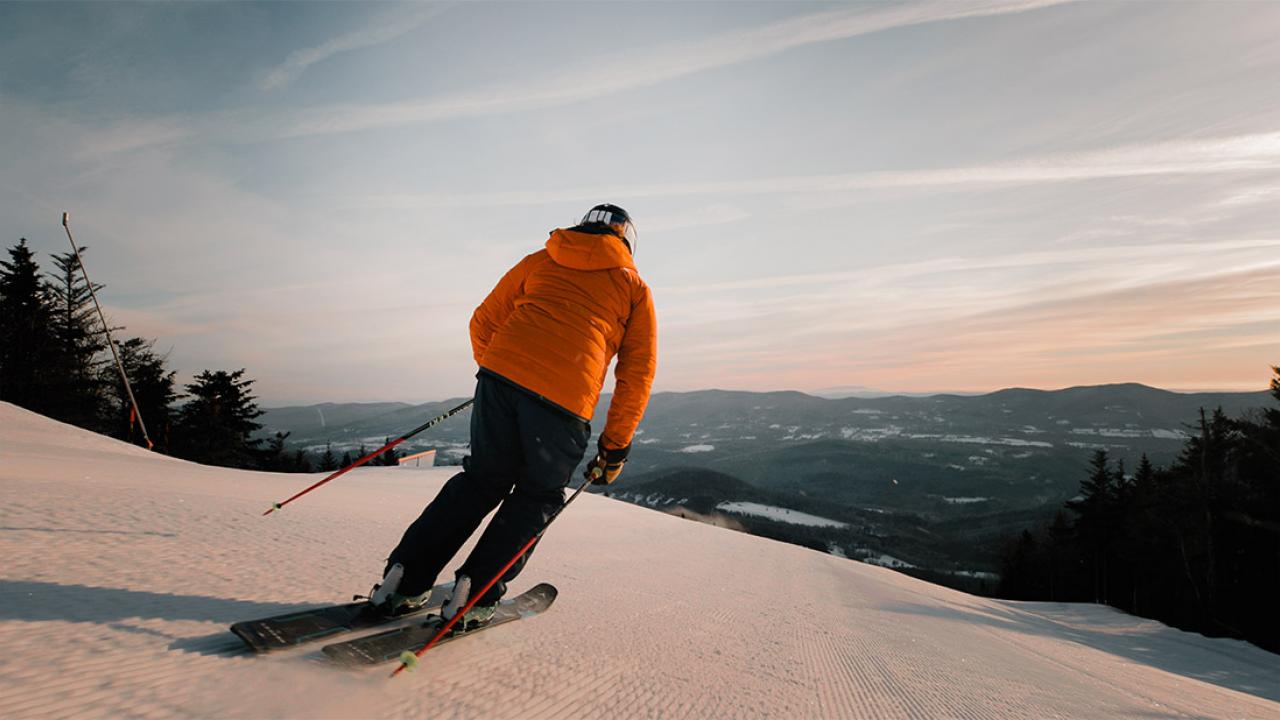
[715, 501, 848, 528]
[1, 402, 1277, 719]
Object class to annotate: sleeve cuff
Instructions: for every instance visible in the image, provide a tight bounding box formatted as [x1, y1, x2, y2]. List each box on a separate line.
[599, 441, 630, 464]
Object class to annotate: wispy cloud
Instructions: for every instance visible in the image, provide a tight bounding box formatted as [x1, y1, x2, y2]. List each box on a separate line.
[259, 4, 447, 91]
[44, 0, 1071, 154]
[643, 204, 752, 234]
[351, 131, 1280, 209]
[660, 262, 1280, 393]
[659, 238, 1280, 297]
[266, 0, 1069, 137]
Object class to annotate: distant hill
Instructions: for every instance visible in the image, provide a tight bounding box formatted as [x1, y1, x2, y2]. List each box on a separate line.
[603, 466, 828, 516]
[263, 383, 1272, 510]
[260, 382, 1275, 578]
[258, 398, 475, 460]
[258, 402, 413, 436]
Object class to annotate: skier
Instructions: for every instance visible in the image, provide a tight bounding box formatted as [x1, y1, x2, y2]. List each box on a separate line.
[369, 204, 657, 627]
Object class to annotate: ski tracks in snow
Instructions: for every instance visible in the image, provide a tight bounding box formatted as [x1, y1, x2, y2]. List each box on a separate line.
[1, 402, 1278, 719]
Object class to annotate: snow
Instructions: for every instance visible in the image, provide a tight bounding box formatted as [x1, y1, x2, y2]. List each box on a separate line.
[863, 554, 917, 570]
[1071, 427, 1146, 438]
[905, 433, 1055, 448]
[841, 425, 904, 441]
[942, 497, 991, 505]
[951, 570, 1000, 581]
[678, 444, 715, 453]
[1066, 441, 1129, 450]
[715, 501, 848, 528]
[2, 400, 1278, 719]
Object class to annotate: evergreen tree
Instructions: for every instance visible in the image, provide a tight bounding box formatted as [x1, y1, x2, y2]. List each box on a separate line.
[262, 431, 292, 472]
[0, 240, 56, 412]
[106, 338, 178, 451]
[340, 450, 353, 467]
[318, 442, 339, 472]
[172, 369, 265, 468]
[374, 437, 401, 466]
[1163, 409, 1236, 628]
[1068, 450, 1118, 603]
[1118, 454, 1161, 614]
[44, 250, 109, 429]
[1003, 370, 1280, 651]
[997, 529, 1045, 600]
[1045, 509, 1079, 602]
[291, 449, 313, 473]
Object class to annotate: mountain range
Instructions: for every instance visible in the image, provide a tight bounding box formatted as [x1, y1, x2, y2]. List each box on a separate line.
[260, 383, 1273, 583]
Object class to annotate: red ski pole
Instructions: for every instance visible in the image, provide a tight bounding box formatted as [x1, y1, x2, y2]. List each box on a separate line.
[391, 469, 599, 677]
[263, 399, 473, 516]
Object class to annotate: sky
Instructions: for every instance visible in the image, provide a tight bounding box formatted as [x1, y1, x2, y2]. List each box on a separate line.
[1, 1, 1278, 406]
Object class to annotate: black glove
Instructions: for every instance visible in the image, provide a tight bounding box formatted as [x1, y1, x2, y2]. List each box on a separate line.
[585, 442, 630, 485]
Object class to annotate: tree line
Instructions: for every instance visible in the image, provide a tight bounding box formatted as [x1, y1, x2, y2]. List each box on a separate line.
[998, 368, 1280, 652]
[1, 238, 402, 471]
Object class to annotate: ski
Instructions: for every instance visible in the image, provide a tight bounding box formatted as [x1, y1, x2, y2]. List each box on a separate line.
[321, 583, 557, 667]
[230, 582, 454, 653]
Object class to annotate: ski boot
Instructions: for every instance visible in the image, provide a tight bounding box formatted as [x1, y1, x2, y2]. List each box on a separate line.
[366, 563, 432, 617]
[441, 574, 497, 630]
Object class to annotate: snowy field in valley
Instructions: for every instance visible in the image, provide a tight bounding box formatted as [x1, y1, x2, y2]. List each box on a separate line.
[715, 501, 849, 528]
[1, 401, 1278, 719]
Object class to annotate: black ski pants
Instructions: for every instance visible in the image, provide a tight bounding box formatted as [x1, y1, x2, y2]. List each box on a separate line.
[386, 372, 590, 605]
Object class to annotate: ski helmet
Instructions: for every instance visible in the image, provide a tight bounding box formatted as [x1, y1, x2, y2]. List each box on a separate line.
[580, 203, 637, 255]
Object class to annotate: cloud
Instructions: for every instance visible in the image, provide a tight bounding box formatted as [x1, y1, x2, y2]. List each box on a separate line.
[259, 4, 447, 91]
[32, 1, 1072, 154]
[642, 204, 752, 234]
[264, 0, 1070, 137]
[659, 262, 1280, 393]
[349, 130, 1280, 209]
[1216, 184, 1280, 208]
[659, 238, 1280, 297]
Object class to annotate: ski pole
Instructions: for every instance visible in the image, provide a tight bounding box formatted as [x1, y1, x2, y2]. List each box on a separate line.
[263, 398, 473, 516]
[391, 468, 600, 677]
[62, 212, 155, 450]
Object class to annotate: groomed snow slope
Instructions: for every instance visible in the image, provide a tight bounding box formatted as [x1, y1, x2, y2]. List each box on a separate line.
[1, 402, 1277, 719]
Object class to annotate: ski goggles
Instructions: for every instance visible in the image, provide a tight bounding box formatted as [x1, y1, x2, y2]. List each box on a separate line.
[581, 208, 638, 252]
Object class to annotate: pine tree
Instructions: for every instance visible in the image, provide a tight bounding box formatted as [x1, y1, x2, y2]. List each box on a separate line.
[44, 250, 109, 429]
[1226, 366, 1280, 650]
[1068, 450, 1117, 604]
[340, 450, 353, 467]
[107, 338, 178, 450]
[1121, 454, 1161, 614]
[172, 369, 265, 469]
[1006, 369, 1280, 651]
[291, 449, 313, 473]
[1045, 509, 1078, 602]
[0, 240, 56, 412]
[263, 431, 292, 472]
[374, 437, 401, 466]
[1166, 409, 1234, 627]
[318, 442, 339, 472]
[997, 529, 1045, 600]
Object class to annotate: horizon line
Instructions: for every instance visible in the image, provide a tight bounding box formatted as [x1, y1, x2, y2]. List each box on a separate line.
[258, 380, 1272, 408]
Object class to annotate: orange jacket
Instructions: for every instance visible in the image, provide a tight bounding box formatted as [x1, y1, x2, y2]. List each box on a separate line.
[470, 228, 657, 451]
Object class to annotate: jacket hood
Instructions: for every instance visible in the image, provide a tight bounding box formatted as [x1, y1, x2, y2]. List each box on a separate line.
[546, 228, 636, 272]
